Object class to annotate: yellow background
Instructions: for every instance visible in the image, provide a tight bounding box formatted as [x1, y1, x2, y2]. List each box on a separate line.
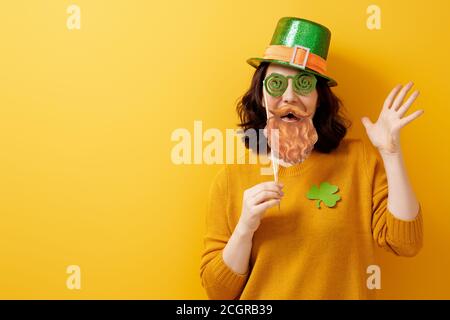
[0, 0, 449, 299]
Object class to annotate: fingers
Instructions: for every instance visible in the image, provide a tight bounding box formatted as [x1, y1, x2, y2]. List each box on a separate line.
[397, 90, 420, 118]
[399, 109, 424, 128]
[386, 82, 423, 128]
[250, 190, 283, 206]
[361, 116, 373, 130]
[383, 84, 402, 110]
[391, 81, 414, 111]
[246, 181, 283, 198]
[254, 199, 281, 213]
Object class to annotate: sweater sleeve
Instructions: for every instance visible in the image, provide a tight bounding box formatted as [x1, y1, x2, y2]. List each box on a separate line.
[199, 166, 249, 299]
[362, 141, 424, 257]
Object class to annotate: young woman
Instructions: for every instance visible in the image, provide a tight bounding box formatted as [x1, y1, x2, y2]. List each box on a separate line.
[200, 17, 424, 300]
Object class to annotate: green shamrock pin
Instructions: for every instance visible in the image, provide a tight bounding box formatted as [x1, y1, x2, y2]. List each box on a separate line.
[306, 182, 341, 209]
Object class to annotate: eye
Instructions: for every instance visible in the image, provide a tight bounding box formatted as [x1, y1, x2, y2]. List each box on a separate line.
[264, 73, 288, 97]
[293, 72, 317, 95]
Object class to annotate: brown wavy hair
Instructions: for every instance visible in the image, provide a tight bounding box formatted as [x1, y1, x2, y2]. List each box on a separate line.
[236, 62, 351, 154]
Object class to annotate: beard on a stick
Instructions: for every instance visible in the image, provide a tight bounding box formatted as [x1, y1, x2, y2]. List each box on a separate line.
[265, 104, 318, 165]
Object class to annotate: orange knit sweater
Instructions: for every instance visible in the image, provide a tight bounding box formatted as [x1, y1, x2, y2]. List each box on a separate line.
[200, 138, 423, 299]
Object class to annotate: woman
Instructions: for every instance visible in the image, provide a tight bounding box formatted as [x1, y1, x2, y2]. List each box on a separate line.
[200, 17, 424, 299]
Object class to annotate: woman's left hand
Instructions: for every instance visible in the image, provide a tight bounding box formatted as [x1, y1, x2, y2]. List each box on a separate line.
[361, 81, 424, 155]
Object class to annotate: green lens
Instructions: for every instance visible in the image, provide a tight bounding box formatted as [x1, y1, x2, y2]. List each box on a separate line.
[293, 72, 317, 95]
[264, 73, 288, 97]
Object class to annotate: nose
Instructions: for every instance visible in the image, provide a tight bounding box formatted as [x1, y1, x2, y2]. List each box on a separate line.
[282, 78, 298, 105]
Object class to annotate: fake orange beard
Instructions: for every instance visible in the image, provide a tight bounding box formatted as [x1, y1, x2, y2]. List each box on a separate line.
[265, 104, 318, 165]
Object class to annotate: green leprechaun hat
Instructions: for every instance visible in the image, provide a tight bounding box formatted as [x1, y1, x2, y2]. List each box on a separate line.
[247, 17, 337, 86]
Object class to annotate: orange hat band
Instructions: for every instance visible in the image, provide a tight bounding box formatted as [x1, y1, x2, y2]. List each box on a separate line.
[263, 45, 328, 76]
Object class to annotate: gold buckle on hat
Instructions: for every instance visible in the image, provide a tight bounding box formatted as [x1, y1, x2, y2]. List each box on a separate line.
[289, 45, 310, 69]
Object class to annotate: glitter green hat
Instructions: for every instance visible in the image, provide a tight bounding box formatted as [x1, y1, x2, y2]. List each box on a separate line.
[247, 17, 337, 86]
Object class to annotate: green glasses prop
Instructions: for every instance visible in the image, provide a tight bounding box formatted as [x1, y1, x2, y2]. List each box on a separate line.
[264, 72, 317, 97]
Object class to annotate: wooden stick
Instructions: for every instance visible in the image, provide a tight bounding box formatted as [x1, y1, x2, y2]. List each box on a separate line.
[262, 84, 280, 211]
